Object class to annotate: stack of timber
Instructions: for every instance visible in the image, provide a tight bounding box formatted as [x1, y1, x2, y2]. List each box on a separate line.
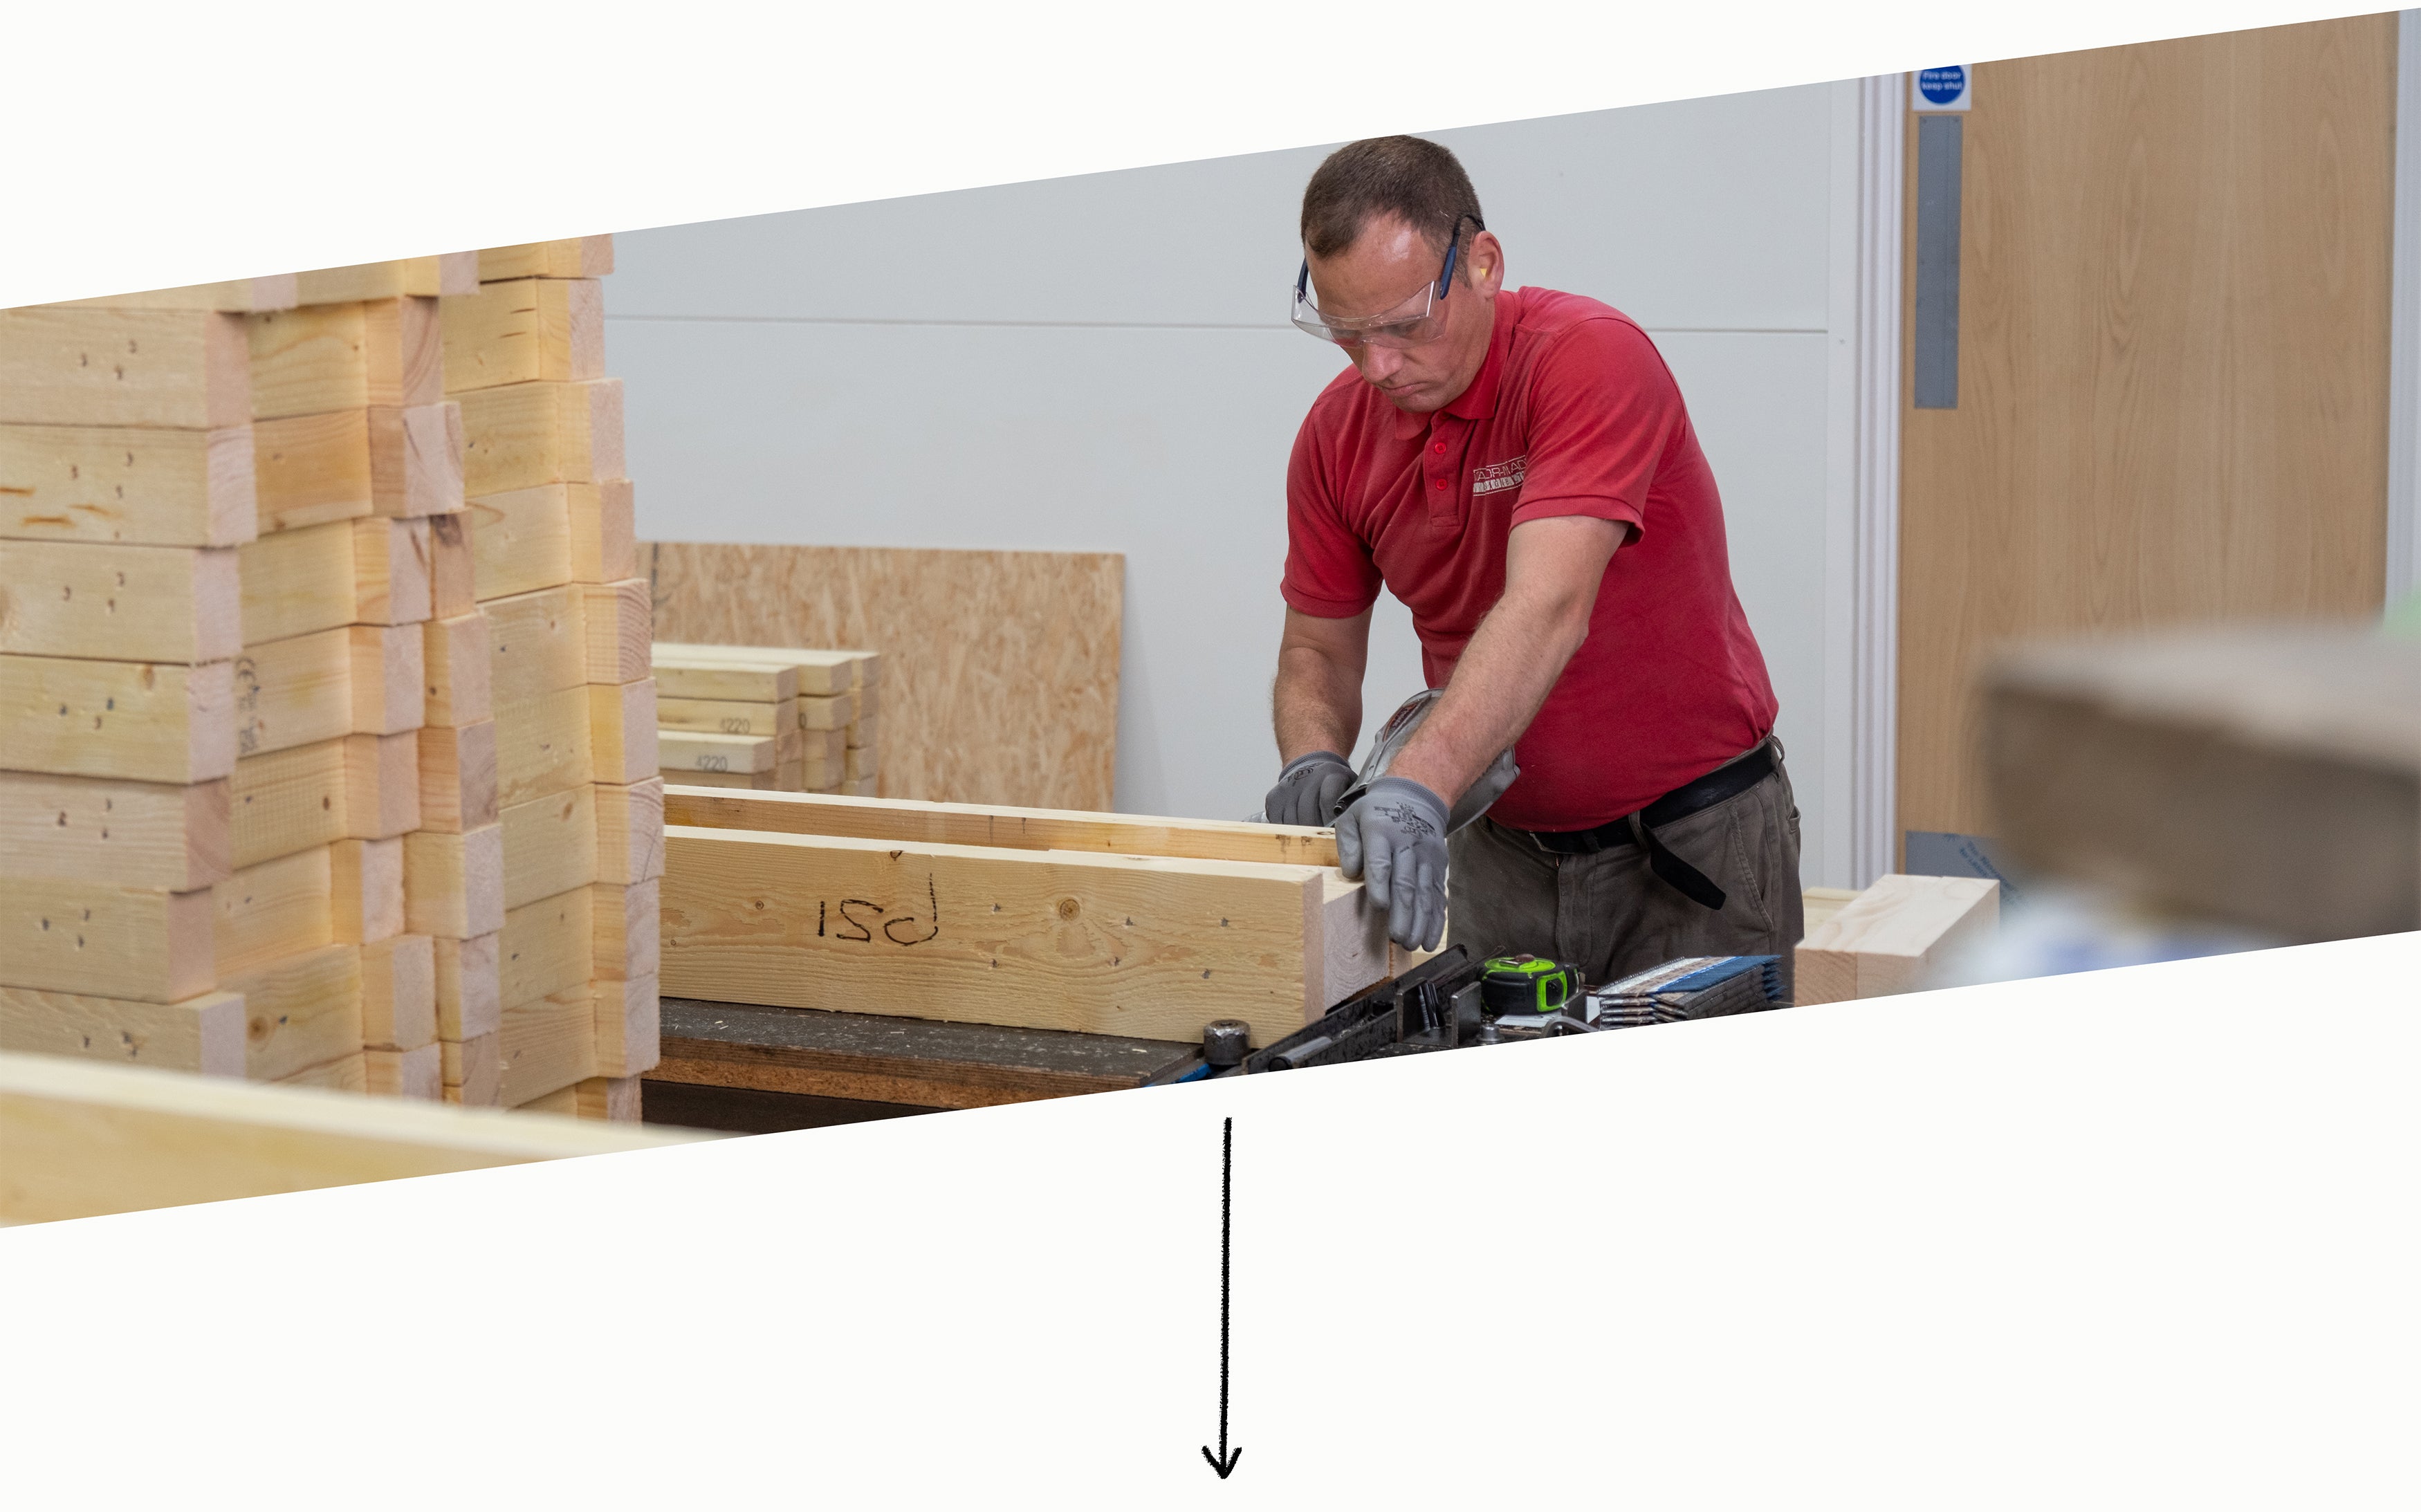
[1983, 626, 2420, 941]
[439, 236, 659, 1121]
[658, 788, 1389, 1049]
[653, 643, 881, 795]
[1794, 874, 2001, 1004]
[1, 261, 475, 1101]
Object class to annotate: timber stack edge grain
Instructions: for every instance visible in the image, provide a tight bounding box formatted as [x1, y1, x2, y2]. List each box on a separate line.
[652, 642, 882, 795]
[0, 237, 657, 1125]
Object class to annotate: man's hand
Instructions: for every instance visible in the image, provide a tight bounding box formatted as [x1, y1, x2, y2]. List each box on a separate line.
[1335, 776, 1449, 952]
[1263, 750, 1355, 827]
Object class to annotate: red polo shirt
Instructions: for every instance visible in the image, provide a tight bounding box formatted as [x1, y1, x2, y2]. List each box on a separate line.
[1282, 286, 1778, 831]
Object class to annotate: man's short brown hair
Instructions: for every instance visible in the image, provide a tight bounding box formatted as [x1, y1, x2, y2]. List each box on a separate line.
[1300, 136, 1484, 262]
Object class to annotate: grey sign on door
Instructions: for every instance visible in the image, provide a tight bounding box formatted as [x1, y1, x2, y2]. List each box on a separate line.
[1913, 115, 1962, 409]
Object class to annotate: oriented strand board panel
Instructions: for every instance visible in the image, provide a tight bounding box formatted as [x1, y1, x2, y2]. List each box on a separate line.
[663, 789, 1338, 867]
[0, 308, 250, 427]
[645, 542, 1121, 810]
[0, 424, 256, 548]
[662, 825, 1326, 1044]
[1898, 17, 2397, 841]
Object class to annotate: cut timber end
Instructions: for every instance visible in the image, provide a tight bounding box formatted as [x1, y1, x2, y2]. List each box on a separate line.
[1794, 874, 2000, 1005]
[660, 824, 1329, 1044]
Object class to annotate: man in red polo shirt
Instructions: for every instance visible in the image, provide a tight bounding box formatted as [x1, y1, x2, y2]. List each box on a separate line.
[1261, 135, 1802, 985]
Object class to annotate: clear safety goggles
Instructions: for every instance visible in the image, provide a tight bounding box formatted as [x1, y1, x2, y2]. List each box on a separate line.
[1289, 213, 1482, 349]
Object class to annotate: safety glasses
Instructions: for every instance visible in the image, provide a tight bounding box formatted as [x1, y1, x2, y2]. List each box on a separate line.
[1291, 213, 1482, 349]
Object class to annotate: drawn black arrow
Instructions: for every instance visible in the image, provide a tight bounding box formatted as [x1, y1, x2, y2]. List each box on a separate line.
[1200, 1115, 1242, 1480]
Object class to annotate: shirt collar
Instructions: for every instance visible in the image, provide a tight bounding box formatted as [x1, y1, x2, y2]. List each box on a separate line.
[1386, 290, 1517, 441]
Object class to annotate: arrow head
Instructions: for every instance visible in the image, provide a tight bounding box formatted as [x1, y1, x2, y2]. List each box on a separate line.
[1200, 1445, 1243, 1479]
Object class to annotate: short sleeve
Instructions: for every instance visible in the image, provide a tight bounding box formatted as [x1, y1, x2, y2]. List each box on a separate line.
[1507, 318, 1683, 541]
[1280, 407, 1383, 618]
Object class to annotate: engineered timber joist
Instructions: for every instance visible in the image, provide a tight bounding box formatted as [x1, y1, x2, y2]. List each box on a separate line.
[661, 824, 1382, 1045]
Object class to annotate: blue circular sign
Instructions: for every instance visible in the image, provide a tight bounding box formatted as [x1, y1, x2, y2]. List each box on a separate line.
[1919, 66, 1967, 105]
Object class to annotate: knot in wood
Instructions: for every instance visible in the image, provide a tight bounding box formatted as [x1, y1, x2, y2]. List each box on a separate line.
[1056, 896, 1082, 921]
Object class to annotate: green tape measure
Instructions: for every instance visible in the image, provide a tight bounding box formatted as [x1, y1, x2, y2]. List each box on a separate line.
[1479, 954, 1584, 1016]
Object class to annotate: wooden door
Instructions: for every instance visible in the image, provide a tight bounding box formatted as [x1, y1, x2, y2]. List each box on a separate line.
[1897, 17, 2397, 847]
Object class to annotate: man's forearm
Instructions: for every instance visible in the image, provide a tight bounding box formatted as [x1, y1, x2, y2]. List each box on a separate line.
[1273, 645, 1362, 762]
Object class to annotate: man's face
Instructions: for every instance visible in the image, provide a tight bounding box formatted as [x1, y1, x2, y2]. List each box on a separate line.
[1303, 213, 1504, 414]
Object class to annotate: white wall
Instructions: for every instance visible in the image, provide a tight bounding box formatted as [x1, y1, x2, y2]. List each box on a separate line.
[609, 82, 1855, 883]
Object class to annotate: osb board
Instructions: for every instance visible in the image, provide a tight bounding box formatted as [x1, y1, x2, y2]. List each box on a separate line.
[643, 542, 1121, 811]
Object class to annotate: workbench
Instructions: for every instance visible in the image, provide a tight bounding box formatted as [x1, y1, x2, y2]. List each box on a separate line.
[642, 997, 1198, 1134]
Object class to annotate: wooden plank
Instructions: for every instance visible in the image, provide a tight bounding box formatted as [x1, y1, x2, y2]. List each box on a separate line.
[661, 789, 1340, 868]
[468, 481, 573, 599]
[247, 304, 367, 421]
[0, 541, 240, 662]
[223, 941, 362, 1082]
[591, 877, 659, 981]
[660, 729, 777, 775]
[418, 719, 499, 832]
[652, 642, 867, 696]
[673, 766, 781, 790]
[421, 611, 491, 727]
[359, 297, 445, 409]
[495, 683, 591, 807]
[1801, 887, 1862, 940]
[427, 511, 475, 618]
[251, 409, 372, 533]
[227, 730, 416, 869]
[239, 517, 358, 642]
[0, 308, 250, 427]
[484, 583, 584, 699]
[844, 746, 876, 783]
[0, 1048, 705, 1224]
[330, 836, 405, 946]
[233, 627, 349, 757]
[272, 1051, 367, 1092]
[0, 878, 214, 1001]
[364, 1042, 442, 1099]
[405, 824, 503, 939]
[0, 653, 235, 782]
[435, 931, 501, 1040]
[1794, 876, 2003, 1006]
[595, 777, 666, 886]
[366, 401, 462, 518]
[441, 1030, 503, 1106]
[793, 690, 860, 732]
[477, 237, 615, 282]
[657, 696, 786, 737]
[0, 771, 231, 890]
[455, 378, 624, 495]
[589, 676, 657, 784]
[58, 275, 298, 314]
[361, 934, 436, 1051]
[0, 423, 255, 548]
[441, 279, 604, 394]
[349, 623, 425, 736]
[214, 845, 334, 978]
[344, 730, 419, 840]
[498, 986, 599, 1107]
[501, 784, 598, 912]
[580, 578, 649, 685]
[847, 714, 877, 750]
[0, 987, 246, 1076]
[351, 517, 432, 626]
[661, 826, 1330, 1043]
[841, 776, 877, 798]
[500, 886, 594, 1009]
[650, 659, 795, 703]
[576, 477, 636, 585]
[593, 972, 659, 1078]
[295, 257, 477, 308]
[573, 1073, 641, 1122]
[645, 543, 1117, 808]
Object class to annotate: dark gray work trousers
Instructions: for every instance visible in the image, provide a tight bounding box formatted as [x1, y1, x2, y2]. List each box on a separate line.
[1445, 745, 1805, 996]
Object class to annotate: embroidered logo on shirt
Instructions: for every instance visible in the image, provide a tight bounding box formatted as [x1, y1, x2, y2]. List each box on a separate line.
[1471, 455, 1528, 497]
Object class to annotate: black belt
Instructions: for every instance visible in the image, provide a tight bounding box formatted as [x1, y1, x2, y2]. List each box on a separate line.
[1501, 741, 1777, 911]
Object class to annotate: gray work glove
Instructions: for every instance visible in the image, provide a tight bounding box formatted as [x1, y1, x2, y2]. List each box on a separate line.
[1263, 750, 1355, 827]
[1334, 776, 1449, 953]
